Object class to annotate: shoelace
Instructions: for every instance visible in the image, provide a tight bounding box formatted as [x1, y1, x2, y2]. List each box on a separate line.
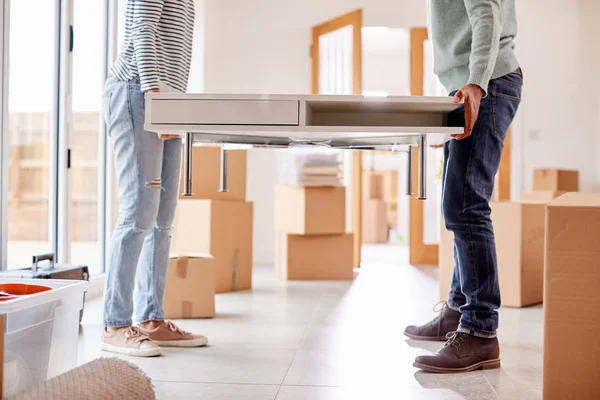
[164, 321, 191, 336]
[445, 331, 467, 349]
[122, 327, 151, 344]
[422, 301, 448, 338]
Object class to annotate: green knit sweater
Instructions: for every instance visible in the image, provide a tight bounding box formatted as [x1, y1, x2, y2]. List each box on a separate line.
[429, 0, 520, 95]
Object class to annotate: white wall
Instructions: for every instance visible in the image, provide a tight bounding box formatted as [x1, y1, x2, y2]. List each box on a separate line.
[362, 27, 410, 96]
[204, 1, 426, 95]
[200, 0, 600, 264]
[514, 0, 600, 193]
[188, 0, 206, 93]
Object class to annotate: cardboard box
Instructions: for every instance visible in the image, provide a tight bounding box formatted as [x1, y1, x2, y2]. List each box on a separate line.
[362, 199, 388, 244]
[274, 185, 345, 234]
[438, 221, 455, 301]
[387, 201, 398, 229]
[438, 202, 545, 307]
[363, 172, 384, 200]
[382, 170, 399, 202]
[172, 200, 253, 293]
[544, 193, 600, 400]
[275, 233, 354, 280]
[533, 168, 579, 192]
[179, 145, 247, 201]
[164, 256, 215, 319]
[387, 209, 398, 229]
[492, 202, 545, 307]
[520, 191, 566, 203]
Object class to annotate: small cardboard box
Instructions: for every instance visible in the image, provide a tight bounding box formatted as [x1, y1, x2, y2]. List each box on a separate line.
[164, 256, 215, 319]
[172, 200, 253, 293]
[363, 172, 384, 200]
[533, 168, 579, 192]
[179, 145, 247, 201]
[520, 191, 566, 203]
[275, 233, 354, 280]
[438, 202, 545, 307]
[544, 193, 600, 400]
[362, 199, 388, 244]
[274, 185, 345, 235]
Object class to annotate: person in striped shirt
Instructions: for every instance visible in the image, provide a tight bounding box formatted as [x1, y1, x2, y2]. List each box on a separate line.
[101, 0, 206, 357]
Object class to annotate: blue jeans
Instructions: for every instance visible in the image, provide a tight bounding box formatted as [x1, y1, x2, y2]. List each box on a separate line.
[102, 76, 182, 327]
[442, 70, 522, 338]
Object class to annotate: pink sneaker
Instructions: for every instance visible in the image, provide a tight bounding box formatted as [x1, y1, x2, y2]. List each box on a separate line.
[137, 321, 208, 348]
[101, 326, 161, 357]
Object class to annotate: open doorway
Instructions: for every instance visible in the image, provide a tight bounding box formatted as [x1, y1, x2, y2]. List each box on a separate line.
[360, 27, 445, 265]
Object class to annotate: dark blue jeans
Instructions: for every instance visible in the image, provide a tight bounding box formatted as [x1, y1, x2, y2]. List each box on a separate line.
[442, 70, 522, 338]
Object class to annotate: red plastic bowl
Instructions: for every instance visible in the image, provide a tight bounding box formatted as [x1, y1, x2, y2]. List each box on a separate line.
[0, 283, 52, 301]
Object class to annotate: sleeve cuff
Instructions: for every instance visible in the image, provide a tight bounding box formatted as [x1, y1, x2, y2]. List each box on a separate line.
[468, 71, 491, 97]
[141, 80, 160, 93]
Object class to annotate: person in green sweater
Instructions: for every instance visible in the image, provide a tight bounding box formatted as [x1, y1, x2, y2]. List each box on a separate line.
[404, 0, 522, 373]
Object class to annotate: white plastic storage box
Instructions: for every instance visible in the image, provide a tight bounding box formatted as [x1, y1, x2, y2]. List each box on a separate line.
[0, 279, 87, 398]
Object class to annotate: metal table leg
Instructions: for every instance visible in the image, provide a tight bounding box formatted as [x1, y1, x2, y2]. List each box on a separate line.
[406, 147, 413, 196]
[219, 145, 228, 193]
[417, 135, 427, 200]
[183, 132, 194, 196]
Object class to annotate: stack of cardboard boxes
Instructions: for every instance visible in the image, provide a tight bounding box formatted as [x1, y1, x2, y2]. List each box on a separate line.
[166, 146, 253, 318]
[274, 185, 354, 280]
[439, 168, 578, 308]
[362, 171, 388, 244]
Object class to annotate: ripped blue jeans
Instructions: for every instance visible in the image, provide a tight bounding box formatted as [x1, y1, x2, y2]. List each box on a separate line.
[102, 76, 181, 327]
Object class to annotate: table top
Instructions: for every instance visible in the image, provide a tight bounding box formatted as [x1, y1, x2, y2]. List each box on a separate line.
[144, 93, 463, 148]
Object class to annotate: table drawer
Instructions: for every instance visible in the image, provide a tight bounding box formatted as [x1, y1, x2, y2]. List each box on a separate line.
[150, 99, 299, 126]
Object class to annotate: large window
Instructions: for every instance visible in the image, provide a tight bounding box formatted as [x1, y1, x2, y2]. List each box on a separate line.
[1, 0, 110, 273]
[6, 0, 57, 269]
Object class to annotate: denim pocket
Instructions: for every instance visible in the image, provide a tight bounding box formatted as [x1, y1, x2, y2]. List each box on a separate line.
[491, 90, 521, 103]
[490, 85, 521, 140]
[496, 71, 522, 90]
[127, 82, 146, 131]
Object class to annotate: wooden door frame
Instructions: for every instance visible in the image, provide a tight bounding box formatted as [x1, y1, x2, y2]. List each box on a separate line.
[409, 28, 438, 265]
[311, 9, 363, 95]
[409, 27, 511, 265]
[311, 9, 363, 267]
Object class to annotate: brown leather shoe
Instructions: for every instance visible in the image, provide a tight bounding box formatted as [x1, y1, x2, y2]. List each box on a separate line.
[413, 332, 501, 373]
[404, 302, 461, 341]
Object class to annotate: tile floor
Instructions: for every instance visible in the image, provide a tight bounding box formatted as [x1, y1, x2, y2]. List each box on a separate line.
[78, 244, 543, 400]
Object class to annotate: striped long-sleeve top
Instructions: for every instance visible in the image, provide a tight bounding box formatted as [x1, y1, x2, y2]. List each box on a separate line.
[111, 0, 195, 93]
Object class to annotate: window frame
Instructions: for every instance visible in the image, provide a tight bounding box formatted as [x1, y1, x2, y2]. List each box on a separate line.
[0, 0, 113, 273]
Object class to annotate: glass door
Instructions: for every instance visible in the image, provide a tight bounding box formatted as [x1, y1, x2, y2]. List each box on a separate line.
[0, 0, 111, 273]
[5, 0, 59, 269]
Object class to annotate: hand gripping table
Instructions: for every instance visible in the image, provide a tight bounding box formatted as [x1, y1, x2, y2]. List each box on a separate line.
[144, 94, 462, 200]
